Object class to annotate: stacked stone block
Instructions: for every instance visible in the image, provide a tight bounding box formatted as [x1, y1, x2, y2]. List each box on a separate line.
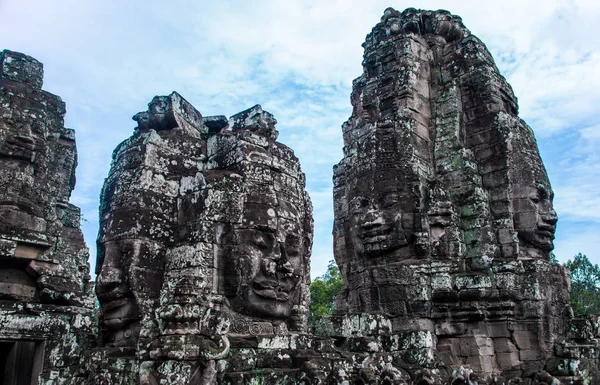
[332, 8, 576, 383]
[0, 49, 93, 384]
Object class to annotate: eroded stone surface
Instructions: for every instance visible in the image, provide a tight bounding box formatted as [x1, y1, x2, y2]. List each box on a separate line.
[331, 7, 593, 384]
[90, 94, 314, 383]
[0, 49, 93, 384]
[4, 7, 600, 384]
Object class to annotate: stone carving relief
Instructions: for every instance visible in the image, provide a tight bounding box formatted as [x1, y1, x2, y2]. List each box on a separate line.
[0, 49, 93, 385]
[92, 95, 313, 382]
[510, 121, 558, 259]
[2, 5, 598, 384]
[0, 50, 90, 306]
[330, 7, 579, 384]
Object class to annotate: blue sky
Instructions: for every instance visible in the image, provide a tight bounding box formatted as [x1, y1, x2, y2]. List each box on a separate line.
[1, 0, 599, 279]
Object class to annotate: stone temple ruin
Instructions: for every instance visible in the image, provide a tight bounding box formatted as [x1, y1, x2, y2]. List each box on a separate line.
[0, 50, 94, 384]
[1, 7, 600, 385]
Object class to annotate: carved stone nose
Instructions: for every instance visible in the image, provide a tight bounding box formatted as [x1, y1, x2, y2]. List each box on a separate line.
[96, 266, 125, 293]
[263, 260, 277, 276]
[543, 210, 558, 225]
[278, 261, 294, 274]
[362, 210, 384, 228]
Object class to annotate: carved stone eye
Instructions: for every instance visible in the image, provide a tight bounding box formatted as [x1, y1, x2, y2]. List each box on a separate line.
[351, 198, 369, 212]
[254, 236, 267, 250]
[382, 192, 400, 207]
[286, 248, 300, 258]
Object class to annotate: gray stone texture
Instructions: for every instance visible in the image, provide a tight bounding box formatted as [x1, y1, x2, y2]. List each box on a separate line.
[0, 49, 94, 384]
[91, 94, 314, 383]
[3, 6, 600, 385]
[331, 7, 594, 384]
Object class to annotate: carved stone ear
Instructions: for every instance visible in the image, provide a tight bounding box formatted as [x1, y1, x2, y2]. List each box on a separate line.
[215, 225, 239, 297]
[223, 257, 241, 297]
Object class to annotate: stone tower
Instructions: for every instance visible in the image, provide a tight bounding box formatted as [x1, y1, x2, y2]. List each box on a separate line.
[0, 50, 93, 384]
[92, 94, 313, 383]
[4, 6, 597, 383]
[333, 8, 573, 379]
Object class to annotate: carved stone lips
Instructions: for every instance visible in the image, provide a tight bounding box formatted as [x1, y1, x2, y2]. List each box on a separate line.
[102, 297, 130, 313]
[536, 226, 555, 238]
[361, 223, 392, 236]
[101, 298, 136, 330]
[253, 280, 292, 301]
[97, 289, 130, 304]
[363, 234, 391, 244]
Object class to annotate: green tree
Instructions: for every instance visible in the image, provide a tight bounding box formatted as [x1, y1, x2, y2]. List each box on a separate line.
[565, 253, 600, 316]
[309, 260, 343, 316]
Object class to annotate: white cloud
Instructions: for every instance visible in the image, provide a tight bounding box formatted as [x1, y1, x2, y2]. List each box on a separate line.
[581, 124, 600, 140]
[1, 0, 599, 278]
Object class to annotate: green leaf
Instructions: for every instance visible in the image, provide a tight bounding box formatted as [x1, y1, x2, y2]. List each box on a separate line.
[309, 260, 343, 317]
[564, 253, 600, 316]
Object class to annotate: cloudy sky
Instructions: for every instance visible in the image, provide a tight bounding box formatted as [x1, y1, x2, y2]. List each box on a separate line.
[1, 0, 599, 278]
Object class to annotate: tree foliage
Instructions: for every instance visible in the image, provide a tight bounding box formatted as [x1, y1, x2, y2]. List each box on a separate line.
[565, 253, 600, 316]
[309, 260, 343, 317]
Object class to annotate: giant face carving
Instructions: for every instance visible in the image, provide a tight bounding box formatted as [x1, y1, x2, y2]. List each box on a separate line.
[95, 241, 138, 339]
[513, 183, 557, 252]
[95, 237, 164, 347]
[224, 199, 306, 320]
[510, 122, 558, 257]
[346, 170, 416, 259]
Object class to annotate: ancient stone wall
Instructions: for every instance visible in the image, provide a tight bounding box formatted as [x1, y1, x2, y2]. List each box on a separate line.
[0, 50, 94, 385]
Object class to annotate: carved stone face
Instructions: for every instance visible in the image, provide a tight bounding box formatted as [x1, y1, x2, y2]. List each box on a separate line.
[96, 238, 163, 346]
[513, 184, 557, 252]
[401, 8, 421, 34]
[95, 240, 140, 346]
[346, 172, 414, 258]
[349, 189, 407, 257]
[146, 96, 175, 131]
[225, 201, 305, 320]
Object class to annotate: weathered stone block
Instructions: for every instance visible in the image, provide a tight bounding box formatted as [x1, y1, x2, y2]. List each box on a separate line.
[494, 338, 518, 353]
[256, 349, 293, 369]
[0, 50, 43, 89]
[496, 352, 521, 370]
[520, 349, 543, 361]
[466, 355, 495, 373]
[513, 330, 539, 350]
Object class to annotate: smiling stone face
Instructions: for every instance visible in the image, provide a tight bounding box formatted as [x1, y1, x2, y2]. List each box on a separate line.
[513, 184, 557, 252]
[95, 241, 138, 334]
[509, 119, 559, 259]
[344, 168, 419, 261]
[95, 238, 165, 347]
[348, 184, 409, 258]
[225, 203, 305, 320]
